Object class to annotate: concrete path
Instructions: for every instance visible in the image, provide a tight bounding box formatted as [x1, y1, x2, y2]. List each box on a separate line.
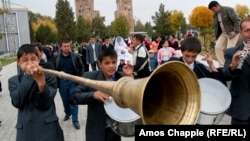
[0, 61, 230, 141]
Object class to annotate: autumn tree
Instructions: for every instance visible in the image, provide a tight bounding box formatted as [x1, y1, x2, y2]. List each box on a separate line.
[32, 18, 57, 43]
[36, 25, 56, 44]
[28, 11, 57, 43]
[111, 15, 130, 38]
[235, 4, 249, 21]
[55, 0, 75, 41]
[0, 8, 9, 39]
[169, 10, 187, 35]
[189, 6, 214, 48]
[28, 11, 44, 41]
[189, 6, 213, 30]
[32, 18, 57, 33]
[75, 16, 91, 42]
[152, 3, 172, 35]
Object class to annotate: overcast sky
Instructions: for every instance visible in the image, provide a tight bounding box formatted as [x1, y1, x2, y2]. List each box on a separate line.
[10, 0, 249, 25]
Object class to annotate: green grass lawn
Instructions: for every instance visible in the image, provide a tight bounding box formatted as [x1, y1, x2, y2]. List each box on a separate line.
[0, 56, 17, 67]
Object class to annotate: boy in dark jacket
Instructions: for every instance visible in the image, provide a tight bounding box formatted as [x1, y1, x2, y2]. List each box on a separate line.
[8, 44, 64, 141]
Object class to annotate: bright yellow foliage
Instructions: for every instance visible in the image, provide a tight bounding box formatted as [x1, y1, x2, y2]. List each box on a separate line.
[0, 8, 9, 14]
[32, 18, 57, 33]
[189, 6, 214, 29]
[169, 10, 185, 31]
[235, 4, 249, 21]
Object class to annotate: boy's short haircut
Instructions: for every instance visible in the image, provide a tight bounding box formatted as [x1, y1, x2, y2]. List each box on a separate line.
[17, 44, 38, 59]
[98, 48, 117, 62]
[180, 37, 202, 53]
[102, 36, 109, 42]
[208, 1, 220, 9]
[89, 35, 95, 39]
[60, 38, 71, 46]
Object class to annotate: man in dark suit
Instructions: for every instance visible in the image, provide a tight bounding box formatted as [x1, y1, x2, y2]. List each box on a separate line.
[78, 40, 89, 72]
[102, 37, 114, 51]
[168, 37, 227, 86]
[53, 39, 84, 129]
[69, 49, 134, 141]
[86, 35, 102, 71]
[8, 44, 64, 141]
[222, 18, 250, 125]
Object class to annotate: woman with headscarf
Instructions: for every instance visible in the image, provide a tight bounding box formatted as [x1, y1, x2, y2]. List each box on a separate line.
[114, 36, 133, 69]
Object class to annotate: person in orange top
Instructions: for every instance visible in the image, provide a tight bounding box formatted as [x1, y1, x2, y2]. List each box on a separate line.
[151, 36, 161, 53]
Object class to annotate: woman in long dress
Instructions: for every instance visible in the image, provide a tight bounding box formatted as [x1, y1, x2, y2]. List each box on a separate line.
[114, 36, 133, 69]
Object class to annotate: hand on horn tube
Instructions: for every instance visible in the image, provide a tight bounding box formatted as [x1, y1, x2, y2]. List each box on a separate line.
[25, 64, 45, 92]
[93, 91, 111, 103]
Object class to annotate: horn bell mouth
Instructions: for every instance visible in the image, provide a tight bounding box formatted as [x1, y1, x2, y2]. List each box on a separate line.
[142, 61, 201, 125]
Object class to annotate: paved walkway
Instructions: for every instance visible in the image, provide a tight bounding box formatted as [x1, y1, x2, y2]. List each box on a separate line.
[0, 61, 230, 141]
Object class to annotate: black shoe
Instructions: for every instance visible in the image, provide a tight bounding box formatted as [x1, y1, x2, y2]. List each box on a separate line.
[63, 115, 70, 121]
[73, 122, 80, 129]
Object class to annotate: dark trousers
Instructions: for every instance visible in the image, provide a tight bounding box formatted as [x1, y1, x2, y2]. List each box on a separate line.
[82, 58, 89, 72]
[105, 127, 121, 141]
[91, 61, 100, 71]
[59, 80, 79, 123]
[231, 117, 250, 125]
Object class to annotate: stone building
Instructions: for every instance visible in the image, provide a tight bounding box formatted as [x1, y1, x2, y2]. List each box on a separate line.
[75, 0, 100, 21]
[75, 0, 134, 33]
[115, 0, 134, 33]
[0, 2, 30, 54]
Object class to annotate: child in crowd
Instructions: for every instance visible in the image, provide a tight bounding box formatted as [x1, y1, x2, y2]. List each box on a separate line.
[117, 58, 126, 71]
[149, 50, 158, 71]
[8, 44, 64, 141]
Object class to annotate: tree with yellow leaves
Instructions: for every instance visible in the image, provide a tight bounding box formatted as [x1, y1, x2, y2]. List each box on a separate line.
[32, 18, 57, 34]
[0, 8, 9, 39]
[235, 4, 249, 21]
[31, 17, 57, 43]
[169, 10, 186, 31]
[169, 10, 186, 35]
[189, 6, 213, 30]
[189, 6, 214, 48]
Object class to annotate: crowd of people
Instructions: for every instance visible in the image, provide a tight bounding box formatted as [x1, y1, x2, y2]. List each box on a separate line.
[2, 0, 250, 141]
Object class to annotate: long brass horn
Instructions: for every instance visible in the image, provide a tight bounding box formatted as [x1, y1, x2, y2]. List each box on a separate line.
[41, 61, 201, 125]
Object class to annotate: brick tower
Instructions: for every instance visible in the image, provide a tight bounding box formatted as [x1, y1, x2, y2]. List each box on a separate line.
[115, 0, 134, 33]
[75, 0, 100, 21]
